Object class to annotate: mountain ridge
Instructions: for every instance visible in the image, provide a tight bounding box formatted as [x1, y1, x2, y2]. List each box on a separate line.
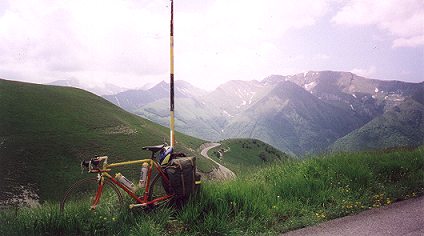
[103, 71, 424, 155]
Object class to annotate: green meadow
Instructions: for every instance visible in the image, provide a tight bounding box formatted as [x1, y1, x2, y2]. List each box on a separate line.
[1, 147, 423, 235]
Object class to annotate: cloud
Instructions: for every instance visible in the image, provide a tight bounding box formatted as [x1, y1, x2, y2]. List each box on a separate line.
[351, 65, 377, 78]
[393, 35, 424, 48]
[0, 0, 169, 86]
[0, 0, 331, 89]
[312, 53, 330, 60]
[332, 0, 424, 48]
[176, 0, 332, 88]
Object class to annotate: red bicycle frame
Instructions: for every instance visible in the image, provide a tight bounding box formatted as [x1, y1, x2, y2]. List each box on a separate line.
[89, 157, 173, 209]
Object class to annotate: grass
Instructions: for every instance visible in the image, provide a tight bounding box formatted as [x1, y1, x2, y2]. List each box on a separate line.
[0, 79, 214, 203]
[208, 139, 291, 174]
[1, 147, 423, 235]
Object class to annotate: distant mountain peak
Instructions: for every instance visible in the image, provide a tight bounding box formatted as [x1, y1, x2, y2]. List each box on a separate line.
[105, 70, 424, 155]
[47, 79, 127, 95]
[103, 79, 207, 112]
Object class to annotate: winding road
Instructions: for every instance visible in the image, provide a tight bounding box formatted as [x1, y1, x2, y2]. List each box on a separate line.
[283, 196, 424, 236]
[200, 143, 236, 180]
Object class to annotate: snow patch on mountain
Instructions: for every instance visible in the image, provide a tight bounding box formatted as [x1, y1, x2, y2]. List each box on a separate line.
[249, 92, 256, 104]
[304, 81, 317, 91]
[222, 110, 234, 118]
[114, 96, 121, 107]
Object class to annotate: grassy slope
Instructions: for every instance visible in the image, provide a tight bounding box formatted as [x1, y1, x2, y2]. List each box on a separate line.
[208, 138, 291, 174]
[331, 99, 424, 152]
[0, 79, 215, 203]
[1, 147, 423, 235]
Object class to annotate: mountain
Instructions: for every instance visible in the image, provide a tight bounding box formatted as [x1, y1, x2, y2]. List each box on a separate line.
[103, 80, 207, 112]
[222, 80, 363, 155]
[331, 98, 424, 152]
[0, 78, 214, 206]
[106, 71, 424, 155]
[137, 97, 224, 140]
[270, 71, 423, 118]
[203, 80, 274, 117]
[48, 79, 128, 95]
[256, 71, 424, 154]
[135, 80, 271, 141]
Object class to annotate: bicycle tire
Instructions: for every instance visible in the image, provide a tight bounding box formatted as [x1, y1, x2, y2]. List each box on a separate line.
[60, 177, 124, 214]
[148, 173, 174, 207]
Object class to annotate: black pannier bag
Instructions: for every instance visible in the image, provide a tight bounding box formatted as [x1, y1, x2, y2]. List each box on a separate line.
[165, 156, 199, 199]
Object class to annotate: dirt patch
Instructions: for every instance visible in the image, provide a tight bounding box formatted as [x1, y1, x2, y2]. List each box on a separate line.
[0, 184, 40, 208]
[103, 125, 137, 135]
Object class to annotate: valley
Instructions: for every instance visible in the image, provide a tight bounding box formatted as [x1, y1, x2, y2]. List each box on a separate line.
[104, 71, 424, 155]
[0, 79, 287, 206]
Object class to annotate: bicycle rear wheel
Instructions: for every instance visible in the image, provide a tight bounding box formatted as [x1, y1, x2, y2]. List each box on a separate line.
[148, 173, 173, 207]
[60, 177, 124, 215]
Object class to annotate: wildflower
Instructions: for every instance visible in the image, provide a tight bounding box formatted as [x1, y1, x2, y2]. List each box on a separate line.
[315, 212, 326, 219]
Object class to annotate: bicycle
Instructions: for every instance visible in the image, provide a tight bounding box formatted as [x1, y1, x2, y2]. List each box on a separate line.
[60, 144, 175, 213]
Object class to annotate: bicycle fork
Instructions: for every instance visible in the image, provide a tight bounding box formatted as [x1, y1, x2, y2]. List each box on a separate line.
[90, 174, 105, 210]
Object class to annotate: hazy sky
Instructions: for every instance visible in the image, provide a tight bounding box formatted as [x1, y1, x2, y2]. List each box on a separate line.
[0, 0, 423, 90]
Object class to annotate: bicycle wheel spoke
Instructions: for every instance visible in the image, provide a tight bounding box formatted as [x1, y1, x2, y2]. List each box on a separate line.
[60, 177, 123, 215]
[148, 174, 173, 207]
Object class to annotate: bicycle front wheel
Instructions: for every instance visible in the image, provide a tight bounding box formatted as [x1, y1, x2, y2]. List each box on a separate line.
[60, 177, 124, 215]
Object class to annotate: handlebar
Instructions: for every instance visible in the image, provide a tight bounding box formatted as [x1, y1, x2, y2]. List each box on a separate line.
[81, 156, 108, 172]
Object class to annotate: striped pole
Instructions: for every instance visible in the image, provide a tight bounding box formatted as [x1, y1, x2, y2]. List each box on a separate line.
[169, 0, 175, 147]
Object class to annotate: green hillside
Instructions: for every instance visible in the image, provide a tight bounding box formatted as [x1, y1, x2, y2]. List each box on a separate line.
[208, 139, 291, 174]
[0, 79, 214, 204]
[331, 99, 424, 152]
[1, 147, 423, 235]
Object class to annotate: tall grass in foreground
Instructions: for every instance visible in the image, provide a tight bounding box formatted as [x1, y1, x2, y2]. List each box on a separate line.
[1, 148, 423, 235]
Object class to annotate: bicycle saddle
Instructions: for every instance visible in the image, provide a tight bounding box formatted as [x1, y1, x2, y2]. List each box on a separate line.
[142, 144, 165, 153]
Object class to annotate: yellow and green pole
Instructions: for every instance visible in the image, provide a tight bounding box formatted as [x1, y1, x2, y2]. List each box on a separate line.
[169, 0, 175, 147]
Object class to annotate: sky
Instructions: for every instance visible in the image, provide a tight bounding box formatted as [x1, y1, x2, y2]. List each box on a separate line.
[0, 0, 423, 91]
